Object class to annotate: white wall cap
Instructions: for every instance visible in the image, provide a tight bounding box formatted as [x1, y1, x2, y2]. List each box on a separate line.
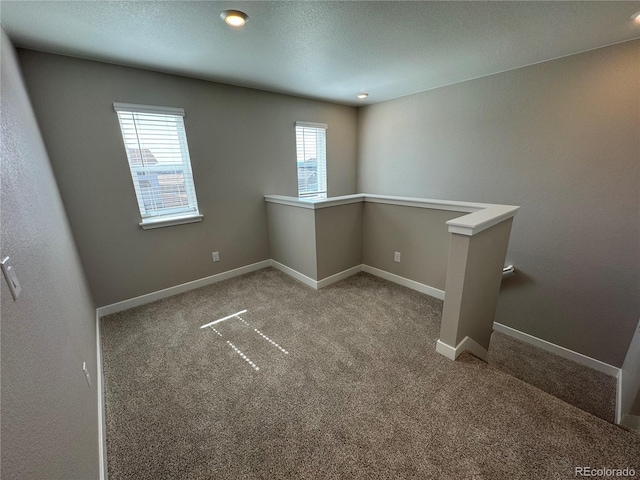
[264, 193, 519, 235]
[446, 204, 519, 236]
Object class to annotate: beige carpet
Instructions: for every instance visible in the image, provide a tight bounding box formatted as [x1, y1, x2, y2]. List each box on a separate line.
[488, 331, 616, 423]
[101, 268, 640, 479]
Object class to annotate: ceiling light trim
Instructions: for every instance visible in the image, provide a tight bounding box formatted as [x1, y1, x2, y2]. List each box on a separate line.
[221, 10, 249, 27]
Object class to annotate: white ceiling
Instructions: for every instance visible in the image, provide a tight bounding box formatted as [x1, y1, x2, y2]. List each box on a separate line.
[2, 1, 639, 106]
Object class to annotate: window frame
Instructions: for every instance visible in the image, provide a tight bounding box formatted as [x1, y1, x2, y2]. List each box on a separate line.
[113, 102, 203, 230]
[295, 121, 328, 199]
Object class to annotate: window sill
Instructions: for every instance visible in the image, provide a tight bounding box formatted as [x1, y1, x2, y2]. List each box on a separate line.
[139, 213, 203, 230]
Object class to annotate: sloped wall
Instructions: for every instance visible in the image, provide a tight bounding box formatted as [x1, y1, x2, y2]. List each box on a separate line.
[1, 29, 99, 479]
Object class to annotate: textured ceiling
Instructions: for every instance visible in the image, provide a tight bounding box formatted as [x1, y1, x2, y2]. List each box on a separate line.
[2, 1, 639, 105]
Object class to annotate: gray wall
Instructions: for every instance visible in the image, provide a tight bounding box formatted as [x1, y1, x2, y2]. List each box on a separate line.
[18, 50, 358, 307]
[266, 202, 363, 282]
[362, 203, 463, 291]
[440, 220, 514, 350]
[1, 29, 100, 479]
[315, 203, 363, 280]
[358, 40, 640, 367]
[266, 203, 318, 280]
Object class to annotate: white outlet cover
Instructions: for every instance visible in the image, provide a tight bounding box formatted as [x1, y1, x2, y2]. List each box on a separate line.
[1, 257, 22, 300]
[82, 362, 91, 387]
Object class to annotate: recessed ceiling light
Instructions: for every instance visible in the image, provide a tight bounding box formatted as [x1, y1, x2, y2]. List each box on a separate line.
[221, 10, 248, 27]
[357, 93, 369, 99]
[632, 11, 640, 24]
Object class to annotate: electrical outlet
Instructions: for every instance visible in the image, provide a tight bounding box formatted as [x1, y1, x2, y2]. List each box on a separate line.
[1, 257, 22, 300]
[82, 361, 91, 387]
[394, 251, 401, 263]
[212, 251, 220, 262]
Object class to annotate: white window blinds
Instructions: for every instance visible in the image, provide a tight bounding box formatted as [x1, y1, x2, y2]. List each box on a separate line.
[295, 121, 327, 199]
[114, 103, 200, 221]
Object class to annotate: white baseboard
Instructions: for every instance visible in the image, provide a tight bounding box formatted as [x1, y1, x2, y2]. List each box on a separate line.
[316, 265, 363, 289]
[436, 339, 457, 360]
[270, 260, 319, 289]
[270, 261, 363, 290]
[459, 336, 489, 361]
[436, 337, 488, 362]
[617, 318, 640, 424]
[361, 265, 445, 300]
[96, 312, 108, 480]
[96, 260, 271, 317]
[97, 260, 444, 318]
[492, 322, 619, 378]
[270, 261, 446, 300]
[617, 370, 623, 424]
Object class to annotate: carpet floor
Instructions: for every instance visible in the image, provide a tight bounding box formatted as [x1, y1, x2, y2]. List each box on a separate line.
[488, 331, 617, 423]
[101, 268, 639, 479]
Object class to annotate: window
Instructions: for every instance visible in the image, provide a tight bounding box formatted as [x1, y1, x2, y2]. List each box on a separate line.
[114, 103, 202, 229]
[295, 122, 327, 199]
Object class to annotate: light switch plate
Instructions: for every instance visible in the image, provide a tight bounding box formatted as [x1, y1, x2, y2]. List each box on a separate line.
[83, 361, 91, 387]
[1, 257, 22, 300]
